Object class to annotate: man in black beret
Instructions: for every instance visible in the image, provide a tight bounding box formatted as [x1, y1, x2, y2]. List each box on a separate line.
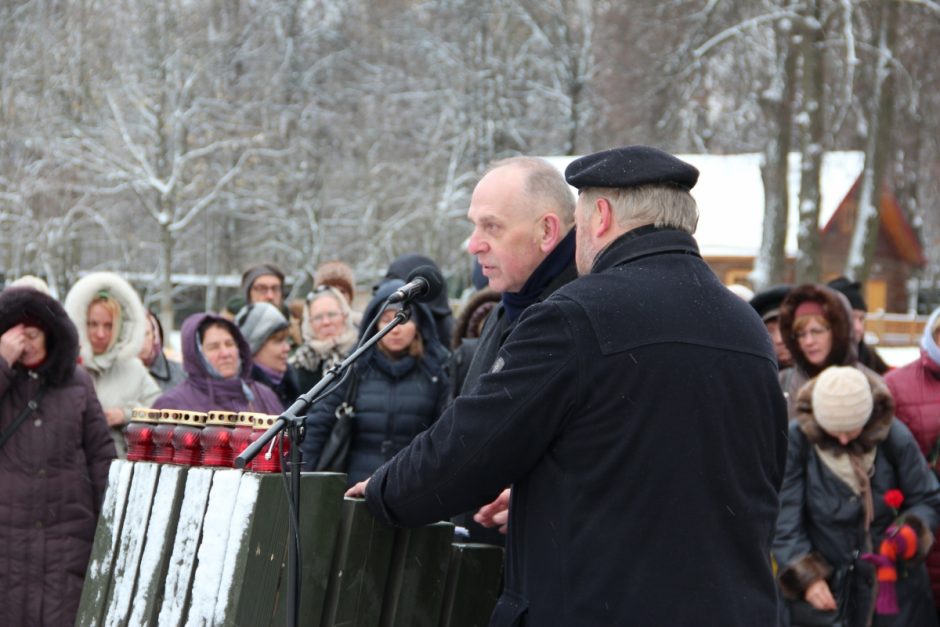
[750, 284, 795, 369]
[348, 146, 787, 626]
[827, 276, 889, 374]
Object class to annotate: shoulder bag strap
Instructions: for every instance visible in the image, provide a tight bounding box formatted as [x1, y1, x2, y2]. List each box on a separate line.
[0, 385, 47, 450]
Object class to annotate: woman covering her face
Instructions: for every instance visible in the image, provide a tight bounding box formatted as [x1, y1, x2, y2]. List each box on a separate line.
[0, 287, 116, 625]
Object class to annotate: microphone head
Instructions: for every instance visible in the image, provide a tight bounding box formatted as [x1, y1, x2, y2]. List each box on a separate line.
[406, 265, 445, 303]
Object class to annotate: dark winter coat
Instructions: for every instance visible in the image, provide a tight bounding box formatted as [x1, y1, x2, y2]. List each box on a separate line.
[885, 309, 940, 608]
[364, 227, 788, 626]
[451, 250, 577, 545]
[302, 281, 449, 486]
[0, 287, 116, 627]
[152, 313, 283, 414]
[147, 350, 186, 392]
[779, 284, 860, 420]
[250, 363, 303, 411]
[773, 369, 940, 627]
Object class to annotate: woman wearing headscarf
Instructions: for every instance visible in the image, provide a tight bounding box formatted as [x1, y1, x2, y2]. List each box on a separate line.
[0, 287, 116, 626]
[384, 253, 453, 348]
[151, 312, 282, 414]
[778, 283, 864, 421]
[288, 286, 358, 393]
[773, 366, 940, 626]
[301, 279, 449, 486]
[64, 272, 161, 456]
[139, 310, 186, 392]
[886, 306, 940, 613]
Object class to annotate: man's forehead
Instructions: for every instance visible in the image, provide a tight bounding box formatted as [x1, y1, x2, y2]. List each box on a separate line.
[253, 275, 281, 284]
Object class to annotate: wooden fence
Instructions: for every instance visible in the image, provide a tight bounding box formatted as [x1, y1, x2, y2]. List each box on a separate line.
[76, 461, 503, 627]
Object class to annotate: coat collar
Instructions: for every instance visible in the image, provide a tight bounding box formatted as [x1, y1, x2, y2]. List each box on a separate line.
[591, 226, 701, 274]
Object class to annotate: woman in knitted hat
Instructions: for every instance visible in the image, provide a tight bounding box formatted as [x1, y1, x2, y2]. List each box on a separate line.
[235, 302, 302, 410]
[886, 305, 940, 612]
[301, 279, 449, 486]
[778, 283, 865, 421]
[773, 365, 940, 626]
[289, 286, 358, 393]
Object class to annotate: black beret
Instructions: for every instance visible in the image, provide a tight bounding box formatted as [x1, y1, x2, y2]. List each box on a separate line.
[749, 284, 793, 322]
[827, 277, 867, 311]
[564, 145, 699, 191]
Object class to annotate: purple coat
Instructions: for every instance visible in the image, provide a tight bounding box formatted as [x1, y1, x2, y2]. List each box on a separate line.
[152, 313, 282, 414]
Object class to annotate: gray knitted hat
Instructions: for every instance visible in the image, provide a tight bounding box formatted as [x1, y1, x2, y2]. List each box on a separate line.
[235, 302, 289, 355]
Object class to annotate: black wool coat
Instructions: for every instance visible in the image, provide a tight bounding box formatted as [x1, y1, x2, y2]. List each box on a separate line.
[365, 228, 788, 626]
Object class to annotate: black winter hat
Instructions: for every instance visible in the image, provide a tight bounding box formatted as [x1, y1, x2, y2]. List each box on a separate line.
[564, 145, 699, 191]
[827, 277, 867, 312]
[749, 284, 793, 322]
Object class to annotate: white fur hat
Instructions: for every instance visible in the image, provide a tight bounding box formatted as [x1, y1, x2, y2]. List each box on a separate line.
[812, 366, 873, 433]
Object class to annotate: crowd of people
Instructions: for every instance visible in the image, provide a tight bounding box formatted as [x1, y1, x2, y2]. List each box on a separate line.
[2, 146, 940, 626]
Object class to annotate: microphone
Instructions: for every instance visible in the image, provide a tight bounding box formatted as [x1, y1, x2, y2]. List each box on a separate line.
[387, 265, 445, 304]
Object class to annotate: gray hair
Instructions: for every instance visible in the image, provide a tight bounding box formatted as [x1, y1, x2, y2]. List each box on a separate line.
[487, 156, 575, 227]
[581, 184, 698, 234]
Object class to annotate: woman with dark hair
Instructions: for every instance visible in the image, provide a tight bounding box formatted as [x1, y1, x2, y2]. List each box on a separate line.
[152, 312, 282, 414]
[0, 287, 116, 625]
[139, 310, 186, 392]
[301, 279, 449, 486]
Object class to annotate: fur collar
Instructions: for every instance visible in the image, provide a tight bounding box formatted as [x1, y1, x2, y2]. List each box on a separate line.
[0, 287, 79, 386]
[779, 283, 857, 378]
[795, 367, 894, 455]
[63, 271, 147, 372]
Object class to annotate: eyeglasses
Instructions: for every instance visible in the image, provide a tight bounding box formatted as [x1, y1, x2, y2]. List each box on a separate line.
[311, 311, 342, 323]
[250, 282, 281, 295]
[793, 326, 831, 341]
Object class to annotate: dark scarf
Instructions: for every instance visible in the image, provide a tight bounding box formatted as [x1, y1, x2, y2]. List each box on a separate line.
[502, 228, 576, 323]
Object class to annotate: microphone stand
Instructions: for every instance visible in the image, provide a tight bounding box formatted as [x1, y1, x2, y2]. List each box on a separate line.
[235, 304, 413, 627]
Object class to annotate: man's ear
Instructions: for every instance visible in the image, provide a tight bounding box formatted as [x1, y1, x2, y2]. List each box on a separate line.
[594, 197, 614, 238]
[538, 213, 563, 253]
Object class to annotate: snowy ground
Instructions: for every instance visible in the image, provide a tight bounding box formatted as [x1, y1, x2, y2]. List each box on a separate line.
[878, 346, 920, 369]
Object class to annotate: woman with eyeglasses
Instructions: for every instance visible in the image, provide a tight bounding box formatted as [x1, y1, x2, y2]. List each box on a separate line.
[301, 279, 449, 486]
[778, 284, 870, 421]
[288, 286, 358, 393]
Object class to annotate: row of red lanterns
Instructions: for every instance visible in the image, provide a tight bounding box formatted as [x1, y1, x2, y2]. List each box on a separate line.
[125, 408, 291, 472]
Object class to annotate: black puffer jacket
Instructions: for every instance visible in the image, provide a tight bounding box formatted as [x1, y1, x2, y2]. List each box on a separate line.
[301, 280, 449, 485]
[0, 287, 116, 626]
[773, 369, 940, 627]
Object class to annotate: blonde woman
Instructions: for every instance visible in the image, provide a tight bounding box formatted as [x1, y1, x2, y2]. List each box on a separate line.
[64, 272, 160, 456]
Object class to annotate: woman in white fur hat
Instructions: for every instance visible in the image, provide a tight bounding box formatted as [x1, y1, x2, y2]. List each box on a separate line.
[773, 366, 940, 626]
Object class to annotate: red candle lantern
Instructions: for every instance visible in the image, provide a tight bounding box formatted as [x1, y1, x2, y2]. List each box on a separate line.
[125, 407, 159, 462]
[247, 414, 288, 473]
[201, 411, 238, 467]
[152, 410, 180, 464]
[171, 411, 207, 466]
[231, 412, 257, 460]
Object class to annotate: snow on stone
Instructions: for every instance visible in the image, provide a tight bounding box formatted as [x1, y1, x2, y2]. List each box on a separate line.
[129, 464, 185, 626]
[212, 473, 261, 624]
[158, 467, 214, 627]
[543, 151, 865, 258]
[185, 469, 244, 627]
[86, 460, 133, 608]
[105, 462, 160, 627]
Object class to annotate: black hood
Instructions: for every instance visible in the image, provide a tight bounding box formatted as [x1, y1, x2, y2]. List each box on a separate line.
[0, 287, 79, 386]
